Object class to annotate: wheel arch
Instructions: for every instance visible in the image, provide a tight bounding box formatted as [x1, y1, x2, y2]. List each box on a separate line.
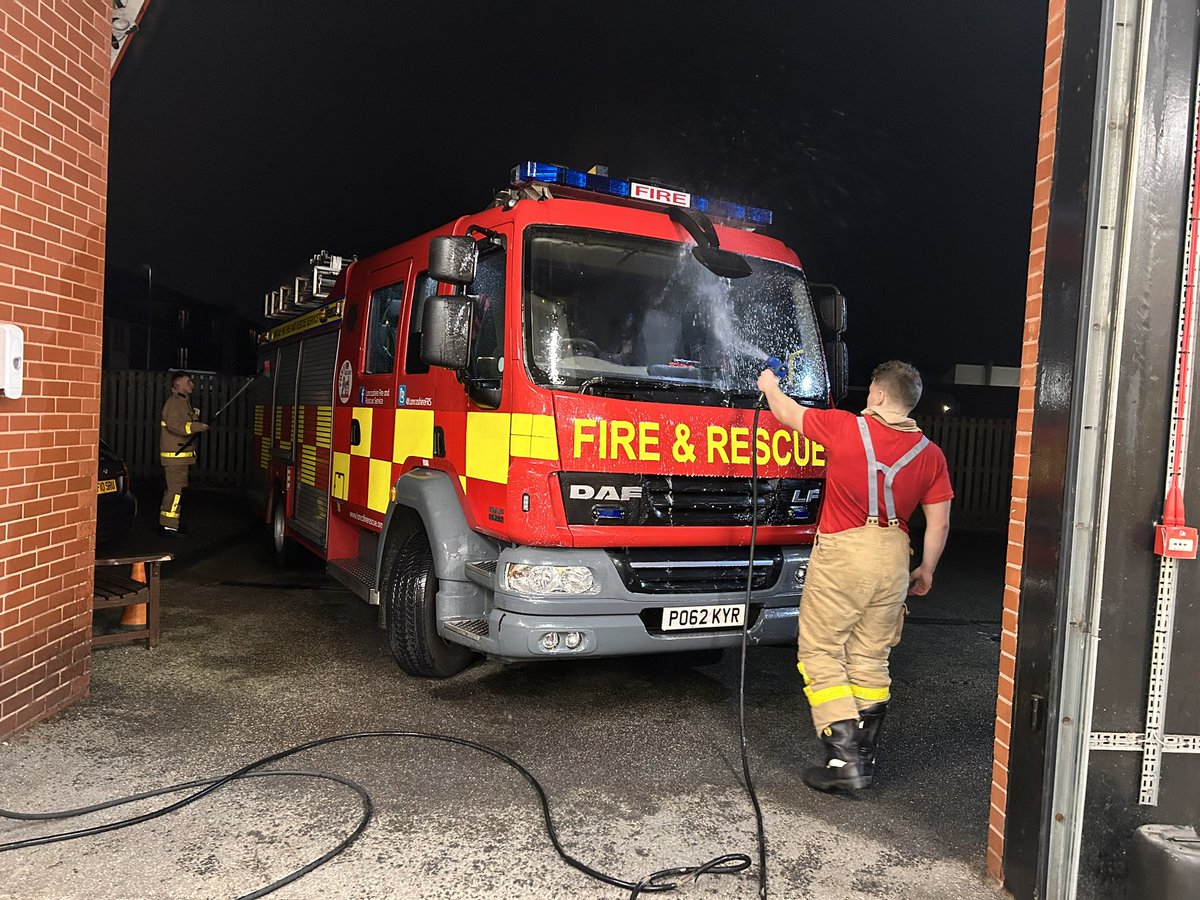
[376, 467, 499, 585]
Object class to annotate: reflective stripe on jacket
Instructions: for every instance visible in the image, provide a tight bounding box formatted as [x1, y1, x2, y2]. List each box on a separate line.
[160, 393, 200, 466]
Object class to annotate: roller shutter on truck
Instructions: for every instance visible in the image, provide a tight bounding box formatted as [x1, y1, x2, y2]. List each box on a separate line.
[290, 330, 340, 548]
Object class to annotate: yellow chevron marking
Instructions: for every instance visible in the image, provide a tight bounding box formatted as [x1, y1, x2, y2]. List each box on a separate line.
[394, 409, 435, 464]
[315, 406, 333, 449]
[466, 412, 510, 485]
[368, 458, 392, 513]
[351, 407, 373, 458]
[332, 452, 351, 500]
[510, 413, 558, 461]
[300, 446, 318, 487]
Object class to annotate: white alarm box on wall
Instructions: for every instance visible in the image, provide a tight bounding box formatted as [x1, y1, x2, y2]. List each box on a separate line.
[0, 323, 24, 400]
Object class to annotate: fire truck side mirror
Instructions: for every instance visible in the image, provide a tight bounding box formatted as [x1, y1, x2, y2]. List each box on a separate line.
[825, 339, 848, 404]
[428, 236, 478, 287]
[811, 284, 847, 338]
[420, 295, 473, 370]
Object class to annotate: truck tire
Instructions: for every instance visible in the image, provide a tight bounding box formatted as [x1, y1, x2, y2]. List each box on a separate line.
[270, 493, 303, 569]
[383, 529, 476, 677]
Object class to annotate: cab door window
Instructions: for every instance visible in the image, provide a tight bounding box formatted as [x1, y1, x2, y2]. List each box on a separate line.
[467, 246, 506, 382]
[365, 281, 405, 374]
[405, 273, 437, 375]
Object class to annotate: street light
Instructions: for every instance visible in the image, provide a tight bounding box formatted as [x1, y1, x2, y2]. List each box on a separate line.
[142, 264, 152, 369]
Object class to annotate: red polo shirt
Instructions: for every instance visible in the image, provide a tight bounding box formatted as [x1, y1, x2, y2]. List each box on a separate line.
[802, 409, 954, 534]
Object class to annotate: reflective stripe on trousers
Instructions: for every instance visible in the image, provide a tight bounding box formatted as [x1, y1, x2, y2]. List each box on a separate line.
[797, 525, 911, 731]
[159, 465, 189, 528]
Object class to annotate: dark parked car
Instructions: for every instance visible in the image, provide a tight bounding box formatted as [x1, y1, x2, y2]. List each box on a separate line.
[96, 439, 136, 545]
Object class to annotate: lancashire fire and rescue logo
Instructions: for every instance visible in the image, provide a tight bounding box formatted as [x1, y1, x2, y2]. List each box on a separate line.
[337, 360, 353, 404]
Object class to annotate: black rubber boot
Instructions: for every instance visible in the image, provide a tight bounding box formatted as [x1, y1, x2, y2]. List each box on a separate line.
[858, 701, 889, 779]
[803, 719, 872, 792]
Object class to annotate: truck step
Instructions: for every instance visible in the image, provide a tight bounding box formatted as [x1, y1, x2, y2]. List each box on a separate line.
[327, 556, 375, 603]
[464, 559, 498, 590]
[444, 618, 490, 641]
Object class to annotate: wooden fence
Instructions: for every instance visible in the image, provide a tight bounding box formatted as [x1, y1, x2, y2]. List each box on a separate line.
[100, 370, 254, 487]
[98, 370, 1017, 528]
[916, 415, 1016, 531]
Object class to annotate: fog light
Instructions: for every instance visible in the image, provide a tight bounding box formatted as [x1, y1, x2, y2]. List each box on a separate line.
[795, 564, 808, 585]
[564, 631, 582, 649]
[540, 632, 560, 651]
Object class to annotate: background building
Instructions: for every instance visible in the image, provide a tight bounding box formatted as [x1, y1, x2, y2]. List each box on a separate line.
[101, 266, 259, 374]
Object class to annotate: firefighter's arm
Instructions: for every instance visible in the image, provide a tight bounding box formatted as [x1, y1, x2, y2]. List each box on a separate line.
[190, 408, 209, 433]
[909, 500, 951, 596]
[756, 369, 808, 434]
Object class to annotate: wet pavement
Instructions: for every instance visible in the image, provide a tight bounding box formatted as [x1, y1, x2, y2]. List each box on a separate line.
[1, 487, 1010, 899]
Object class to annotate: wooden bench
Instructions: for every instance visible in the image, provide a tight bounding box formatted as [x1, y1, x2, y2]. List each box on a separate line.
[91, 553, 173, 649]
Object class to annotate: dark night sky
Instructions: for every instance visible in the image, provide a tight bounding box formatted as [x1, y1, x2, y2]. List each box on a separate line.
[105, 0, 1049, 384]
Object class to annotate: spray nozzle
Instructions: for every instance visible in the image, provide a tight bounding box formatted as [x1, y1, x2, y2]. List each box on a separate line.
[763, 356, 788, 380]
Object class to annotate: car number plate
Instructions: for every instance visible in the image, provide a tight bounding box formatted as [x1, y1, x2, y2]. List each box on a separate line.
[661, 603, 746, 631]
[97, 479, 118, 494]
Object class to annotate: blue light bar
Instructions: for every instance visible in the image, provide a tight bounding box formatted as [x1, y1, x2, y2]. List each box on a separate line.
[511, 161, 771, 227]
[515, 161, 564, 183]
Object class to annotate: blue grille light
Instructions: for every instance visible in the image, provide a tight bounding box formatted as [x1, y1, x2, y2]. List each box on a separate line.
[595, 507, 625, 521]
[512, 161, 770, 226]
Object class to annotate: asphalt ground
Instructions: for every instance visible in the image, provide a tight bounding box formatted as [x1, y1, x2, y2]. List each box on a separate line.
[1, 487, 1010, 899]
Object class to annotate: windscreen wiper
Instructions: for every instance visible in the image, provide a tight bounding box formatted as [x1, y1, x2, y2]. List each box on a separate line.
[577, 374, 724, 397]
[666, 207, 752, 279]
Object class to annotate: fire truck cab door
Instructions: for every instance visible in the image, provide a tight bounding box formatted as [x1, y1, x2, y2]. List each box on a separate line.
[358, 257, 413, 396]
[334, 257, 413, 516]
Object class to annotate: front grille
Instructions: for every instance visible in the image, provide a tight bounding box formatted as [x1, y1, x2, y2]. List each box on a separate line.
[560, 473, 822, 527]
[610, 546, 783, 594]
[643, 475, 821, 527]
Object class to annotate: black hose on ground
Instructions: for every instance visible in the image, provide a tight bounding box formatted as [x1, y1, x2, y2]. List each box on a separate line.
[1, 723, 763, 899]
[0, 408, 776, 900]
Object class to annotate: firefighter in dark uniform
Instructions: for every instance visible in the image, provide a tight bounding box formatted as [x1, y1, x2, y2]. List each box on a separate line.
[757, 360, 953, 792]
[159, 371, 208, 535]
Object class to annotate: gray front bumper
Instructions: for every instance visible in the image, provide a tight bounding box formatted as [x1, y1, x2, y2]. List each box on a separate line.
[440, 545, 808, 660]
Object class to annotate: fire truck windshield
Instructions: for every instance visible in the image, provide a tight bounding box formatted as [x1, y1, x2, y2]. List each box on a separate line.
[523, 226, 827, 404]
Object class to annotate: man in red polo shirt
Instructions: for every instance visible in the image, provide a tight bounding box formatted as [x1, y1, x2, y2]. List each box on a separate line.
[757, 359, 953, 792]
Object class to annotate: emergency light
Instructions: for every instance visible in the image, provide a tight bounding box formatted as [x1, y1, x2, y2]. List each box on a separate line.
[512, 161, 773, 228]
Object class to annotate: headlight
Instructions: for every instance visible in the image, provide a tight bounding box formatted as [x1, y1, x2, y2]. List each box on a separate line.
[505, 563, 598, 594]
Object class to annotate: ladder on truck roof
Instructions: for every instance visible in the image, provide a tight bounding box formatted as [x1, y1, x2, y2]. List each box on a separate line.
[264, 250, 352, 320]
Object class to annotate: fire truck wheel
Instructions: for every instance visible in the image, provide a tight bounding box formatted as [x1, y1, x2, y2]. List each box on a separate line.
[271, 493, 303, 569]
[384, 530, 476, 678]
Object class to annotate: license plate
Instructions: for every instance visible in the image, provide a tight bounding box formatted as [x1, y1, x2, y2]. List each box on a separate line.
[97, 479, 118, 494]
[661, 603, 746, 631]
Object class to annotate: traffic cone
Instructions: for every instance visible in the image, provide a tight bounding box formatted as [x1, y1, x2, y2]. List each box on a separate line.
[119, 562, 148, 627]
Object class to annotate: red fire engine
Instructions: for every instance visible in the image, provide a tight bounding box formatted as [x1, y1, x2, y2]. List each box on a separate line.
[251, 162, 847, 677]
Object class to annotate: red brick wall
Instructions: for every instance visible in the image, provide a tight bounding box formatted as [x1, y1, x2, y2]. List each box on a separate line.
[0, 0, 110, 741]
[987, 0, 1064, 883]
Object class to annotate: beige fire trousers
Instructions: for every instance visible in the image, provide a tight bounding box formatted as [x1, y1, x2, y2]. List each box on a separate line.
[797, 523, 911, 732]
